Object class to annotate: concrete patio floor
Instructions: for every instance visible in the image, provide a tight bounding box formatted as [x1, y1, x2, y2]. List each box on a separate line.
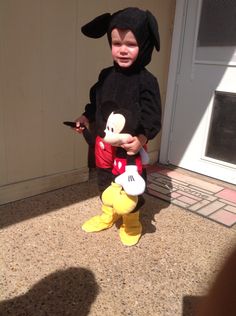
[1, 171, 236, 316]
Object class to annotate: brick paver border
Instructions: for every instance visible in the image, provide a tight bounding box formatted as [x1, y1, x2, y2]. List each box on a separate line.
[146, 167, 236, 227]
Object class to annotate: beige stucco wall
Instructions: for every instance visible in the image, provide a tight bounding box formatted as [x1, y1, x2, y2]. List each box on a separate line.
[0, 0, 175, 204]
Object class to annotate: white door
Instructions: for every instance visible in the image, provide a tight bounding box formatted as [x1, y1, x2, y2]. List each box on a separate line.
[166, 0, 236, 185]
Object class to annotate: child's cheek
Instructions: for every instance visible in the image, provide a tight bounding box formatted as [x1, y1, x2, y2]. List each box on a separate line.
[111, 48, 117, 60]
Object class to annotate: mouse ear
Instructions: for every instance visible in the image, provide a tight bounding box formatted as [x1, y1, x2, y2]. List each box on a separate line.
[81, 13, 111, 38]
[146, 10, 160, 51]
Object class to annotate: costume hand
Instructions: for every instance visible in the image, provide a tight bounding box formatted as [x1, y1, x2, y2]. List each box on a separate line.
[121, 135, 147, 155]
[115, 165, 146, 196]
[75, 115, 89, 133]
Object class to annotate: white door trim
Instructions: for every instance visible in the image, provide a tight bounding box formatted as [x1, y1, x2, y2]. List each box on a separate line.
[159, 0, 188, 164]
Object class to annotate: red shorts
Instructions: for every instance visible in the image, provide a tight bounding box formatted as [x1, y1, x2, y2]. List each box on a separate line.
[112, 156, 143, 175]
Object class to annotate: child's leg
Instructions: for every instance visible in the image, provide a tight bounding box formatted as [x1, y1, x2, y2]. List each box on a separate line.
[118, 168, 146, 246]
[82, 137, 118, 233]
[119, 211, 142, 246]
[82, 181, 121, 232]
[95, 135, 116, 192]
[96, 167, 115, 193]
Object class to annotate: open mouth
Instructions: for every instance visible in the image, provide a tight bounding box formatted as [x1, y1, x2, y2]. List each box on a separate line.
[118, 58, 130, 63]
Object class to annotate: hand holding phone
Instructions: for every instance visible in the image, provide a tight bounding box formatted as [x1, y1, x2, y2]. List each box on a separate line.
[63, 121, 94, 146]
[63, 121, 85, 129]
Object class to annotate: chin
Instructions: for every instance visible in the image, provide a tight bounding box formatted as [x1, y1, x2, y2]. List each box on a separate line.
[117, 62, 132, 68]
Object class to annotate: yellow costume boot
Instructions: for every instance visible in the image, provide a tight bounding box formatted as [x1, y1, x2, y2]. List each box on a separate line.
[82, 182, 121, 233]
[119, 211, 142, 246]
[82, 204, 120, 232]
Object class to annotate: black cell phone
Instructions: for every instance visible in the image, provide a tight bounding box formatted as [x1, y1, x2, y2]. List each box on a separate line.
[63, 121, 77, 128]
[63, 121, 94, 145]
[63, 121, 87, 128]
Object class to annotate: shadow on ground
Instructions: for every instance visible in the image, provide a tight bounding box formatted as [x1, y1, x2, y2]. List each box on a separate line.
[0, 267, 99, 316]
[141, 192, 170, 235]
[0, 168, 169, 233]
[182, 295, 204, 316]
[0, 175, 99, 229]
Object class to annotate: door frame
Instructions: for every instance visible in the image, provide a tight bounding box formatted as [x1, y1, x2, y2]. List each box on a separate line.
[160, 0, 236, 185]
[159, 0, 189, 164]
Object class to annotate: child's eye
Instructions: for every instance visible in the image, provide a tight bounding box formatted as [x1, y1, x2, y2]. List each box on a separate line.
[112, 41, 121, 47]
[127, 42, 137, 48]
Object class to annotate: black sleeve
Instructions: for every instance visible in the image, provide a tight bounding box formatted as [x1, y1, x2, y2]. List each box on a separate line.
[83, 82, 97, 123]
[139, 72, 162, 140]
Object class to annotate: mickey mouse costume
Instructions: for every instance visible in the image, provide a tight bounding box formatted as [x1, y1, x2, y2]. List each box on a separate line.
[80, 7, 162, 246]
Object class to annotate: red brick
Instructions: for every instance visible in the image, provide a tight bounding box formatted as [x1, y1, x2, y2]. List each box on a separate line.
[216, 189, 236, 204]
[209, 210, 236, 227]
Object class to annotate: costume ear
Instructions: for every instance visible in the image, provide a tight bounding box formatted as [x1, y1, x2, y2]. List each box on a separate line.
[81, 13, 111, 38]
[146, 10, 160, 51]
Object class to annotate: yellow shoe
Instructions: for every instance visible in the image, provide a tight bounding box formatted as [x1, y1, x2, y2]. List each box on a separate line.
[113, 190, 138, 215]
[82, 205, 120, 233]
[119, 211, 142, 246]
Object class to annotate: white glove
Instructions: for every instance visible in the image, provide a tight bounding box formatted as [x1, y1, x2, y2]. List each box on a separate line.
[115, 165, 146, 196]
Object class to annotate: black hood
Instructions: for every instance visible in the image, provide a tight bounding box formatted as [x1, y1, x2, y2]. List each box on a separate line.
[81, 7, 160, 69]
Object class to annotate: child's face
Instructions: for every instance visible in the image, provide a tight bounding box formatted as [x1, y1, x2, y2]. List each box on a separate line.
[111, 28, 139, 68]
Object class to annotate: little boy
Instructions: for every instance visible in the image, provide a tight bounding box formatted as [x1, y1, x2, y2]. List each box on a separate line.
[76, 7, 162, 246]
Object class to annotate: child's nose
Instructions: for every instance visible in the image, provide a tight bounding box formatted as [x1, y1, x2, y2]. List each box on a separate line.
[120, 45, 128, 54]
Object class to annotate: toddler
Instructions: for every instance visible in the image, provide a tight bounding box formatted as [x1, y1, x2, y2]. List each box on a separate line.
[76, 7, 162, 246]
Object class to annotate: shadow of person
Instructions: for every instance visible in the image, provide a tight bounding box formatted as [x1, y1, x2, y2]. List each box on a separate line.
[138, 165, 172, 234]
[140, 192, 170, 235]
[182, 295, 204, 316]
[0, 267, 99, 316]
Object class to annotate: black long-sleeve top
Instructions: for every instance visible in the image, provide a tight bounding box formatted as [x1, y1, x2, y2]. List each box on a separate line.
[83, 65, 162, 141]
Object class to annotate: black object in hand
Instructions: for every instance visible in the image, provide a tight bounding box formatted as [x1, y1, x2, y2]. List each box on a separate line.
[63, 121, 94, 146]
[63, 121, 81, 128]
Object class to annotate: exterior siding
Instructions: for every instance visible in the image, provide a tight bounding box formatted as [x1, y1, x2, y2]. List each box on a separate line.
[0, 0, 175, 204]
